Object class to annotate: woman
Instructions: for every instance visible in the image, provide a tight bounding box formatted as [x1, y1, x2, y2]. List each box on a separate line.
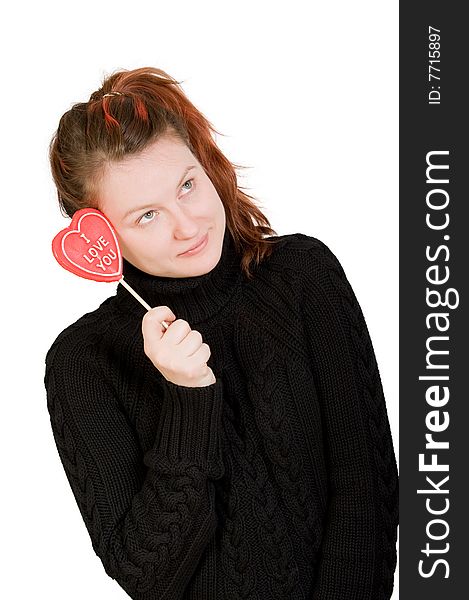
[45, 66, 398, 599]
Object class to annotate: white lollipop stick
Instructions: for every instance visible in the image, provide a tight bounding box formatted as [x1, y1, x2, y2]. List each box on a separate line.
[119, 276, 170, 330]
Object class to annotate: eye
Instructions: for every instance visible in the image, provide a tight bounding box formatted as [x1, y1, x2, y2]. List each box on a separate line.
[138, 210, 158, 225]
[181, 178, 194, 192]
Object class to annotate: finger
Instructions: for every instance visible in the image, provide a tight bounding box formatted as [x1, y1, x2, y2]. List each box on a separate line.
[142, 306, 176, 340]
[160, 319, 193, 345]
[183, 353, 210, 382]
[188, 343, 211, 366]
[178, 330, 203, 357]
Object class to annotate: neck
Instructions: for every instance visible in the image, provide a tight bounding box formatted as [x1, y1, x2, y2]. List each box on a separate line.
[113, 225, 243, 324]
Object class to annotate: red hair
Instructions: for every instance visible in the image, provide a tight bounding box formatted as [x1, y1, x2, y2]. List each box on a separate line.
[49, 67, 280, 279]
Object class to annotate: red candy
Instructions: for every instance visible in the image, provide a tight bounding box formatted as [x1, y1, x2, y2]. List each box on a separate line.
[52, 208, 122, 282]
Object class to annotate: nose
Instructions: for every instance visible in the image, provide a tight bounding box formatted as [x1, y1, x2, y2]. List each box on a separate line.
[170, 206, 199, 239]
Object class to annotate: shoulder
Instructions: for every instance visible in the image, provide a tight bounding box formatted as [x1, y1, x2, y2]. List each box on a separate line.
[259, 232, 355, 319]
[267, 234, 367, 336]
[242, 231, 350, 321]
[262, 232, 346, 281]
[235, 233, 355, 358]
[44, 297, 115, 372]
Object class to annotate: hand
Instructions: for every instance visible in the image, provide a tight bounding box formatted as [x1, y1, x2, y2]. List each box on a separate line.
[142, 306, 216, 388]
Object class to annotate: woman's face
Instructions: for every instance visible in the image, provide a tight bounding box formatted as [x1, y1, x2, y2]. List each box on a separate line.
[97, 134, 226, 278]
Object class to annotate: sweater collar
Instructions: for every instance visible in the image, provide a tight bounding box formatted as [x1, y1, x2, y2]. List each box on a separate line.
[113, 225, 243, 324]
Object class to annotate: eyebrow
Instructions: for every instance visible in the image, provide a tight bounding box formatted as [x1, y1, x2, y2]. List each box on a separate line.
[122, 165, 197, 220]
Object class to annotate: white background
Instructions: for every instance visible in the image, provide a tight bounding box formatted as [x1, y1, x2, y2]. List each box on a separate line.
[1, 1, 398, 597]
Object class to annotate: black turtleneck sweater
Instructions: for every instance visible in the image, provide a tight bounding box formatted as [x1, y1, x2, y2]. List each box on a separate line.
[44, 225, 398, 600]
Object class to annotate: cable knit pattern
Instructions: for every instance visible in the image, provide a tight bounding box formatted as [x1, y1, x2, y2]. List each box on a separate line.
[307, 238, 399, 599]
[44, 225, 398, 599]
[237, 318, 323, 547]
[221, 380, 302, 599]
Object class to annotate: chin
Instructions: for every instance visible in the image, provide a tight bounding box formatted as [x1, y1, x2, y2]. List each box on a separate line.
[184, 256, 217, 277]
[179, 245, 222, 277]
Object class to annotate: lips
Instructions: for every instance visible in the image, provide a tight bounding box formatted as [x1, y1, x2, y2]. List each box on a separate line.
[179, 233, 208, 255]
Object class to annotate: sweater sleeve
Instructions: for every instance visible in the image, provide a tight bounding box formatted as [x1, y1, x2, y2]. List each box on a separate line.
[44, 335, 225, 600]
[298, 239, 398, 600]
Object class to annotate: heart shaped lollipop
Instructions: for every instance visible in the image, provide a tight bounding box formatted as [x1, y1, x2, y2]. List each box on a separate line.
[52, 208, 122, 282]
[52, 208, 169, 329]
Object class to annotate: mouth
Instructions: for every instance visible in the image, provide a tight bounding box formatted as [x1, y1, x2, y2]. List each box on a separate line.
[178, 232, 209, 256]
